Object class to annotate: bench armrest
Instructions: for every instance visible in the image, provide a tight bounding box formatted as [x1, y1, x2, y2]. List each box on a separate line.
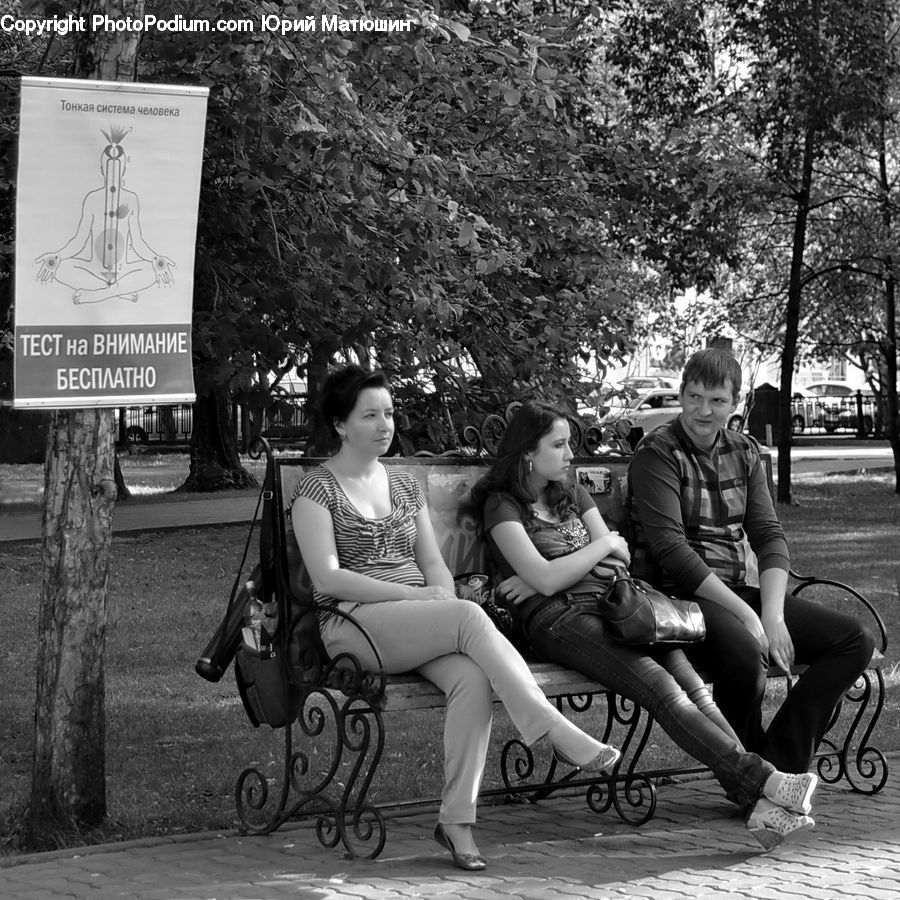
[789, 569, 888, 655]
[314, 605, 388, 709]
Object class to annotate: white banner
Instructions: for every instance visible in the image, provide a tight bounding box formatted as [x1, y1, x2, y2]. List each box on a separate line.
[13, 76, 208, 408]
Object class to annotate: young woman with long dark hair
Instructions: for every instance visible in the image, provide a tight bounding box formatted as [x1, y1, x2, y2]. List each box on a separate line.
[469, 400, 819, 851]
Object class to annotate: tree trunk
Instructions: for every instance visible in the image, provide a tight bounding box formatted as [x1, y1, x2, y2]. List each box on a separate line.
[776, 125, 817, 505]
[113, 452, 132, 501]
[882, 276, 900, 493]
[304, 339, 338, 456]
[27, 409, 118, 845]
[24, 0, 144, 847]
[181, 387, 257, 491]
[877, 122, 900, 493]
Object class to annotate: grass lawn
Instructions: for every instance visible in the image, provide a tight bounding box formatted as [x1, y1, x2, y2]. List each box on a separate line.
[1, 468, 898, 855]
[0, 450, 269, 505]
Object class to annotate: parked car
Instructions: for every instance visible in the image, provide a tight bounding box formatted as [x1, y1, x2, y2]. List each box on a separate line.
[576, 380, 620, 420]
[599, 387, 684, 437]
[621, 374, 681, 392]
[791, 381, 876, 434]
[601, 386, 753, 441]
[579, 376, 680, 423]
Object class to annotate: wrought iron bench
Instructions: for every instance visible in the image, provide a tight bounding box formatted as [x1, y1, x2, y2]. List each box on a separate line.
[201, 416, 888, 860]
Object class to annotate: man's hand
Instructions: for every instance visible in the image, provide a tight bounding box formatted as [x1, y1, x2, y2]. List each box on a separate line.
[761, 610, 795, 676]
[496, 575, 538, 605]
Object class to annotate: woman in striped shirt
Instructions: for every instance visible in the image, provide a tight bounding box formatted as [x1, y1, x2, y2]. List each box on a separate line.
[291, 365, 619, 872]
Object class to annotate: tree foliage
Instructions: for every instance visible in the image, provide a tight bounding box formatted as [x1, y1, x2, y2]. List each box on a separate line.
[608, 0, 900, 497]
[1, 1, 775, 468]
[125, 0, 756, 463]
[132, 3, 619, 461]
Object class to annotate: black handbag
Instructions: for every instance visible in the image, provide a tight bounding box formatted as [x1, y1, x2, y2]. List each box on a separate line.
[594, 564, 706, 646]
[455, 573, 515, 637]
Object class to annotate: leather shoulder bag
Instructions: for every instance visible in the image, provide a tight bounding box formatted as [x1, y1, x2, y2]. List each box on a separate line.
[594, 564, 706, 646]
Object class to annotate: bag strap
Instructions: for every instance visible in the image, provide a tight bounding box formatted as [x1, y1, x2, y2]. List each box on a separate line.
[222, 479, 266, 621]
[256, 455, 277, 603]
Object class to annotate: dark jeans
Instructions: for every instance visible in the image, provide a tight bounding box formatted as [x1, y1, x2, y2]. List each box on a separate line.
[685, 586, 875, 773]
[525, 593, 773, 808]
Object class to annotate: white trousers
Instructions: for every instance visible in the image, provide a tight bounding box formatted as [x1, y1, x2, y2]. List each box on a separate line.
[321, 598, 567, 824]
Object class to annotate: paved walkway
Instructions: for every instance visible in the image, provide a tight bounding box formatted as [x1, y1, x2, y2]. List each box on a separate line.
[2, 764, 898, 899]
[0, 493, 258, 544]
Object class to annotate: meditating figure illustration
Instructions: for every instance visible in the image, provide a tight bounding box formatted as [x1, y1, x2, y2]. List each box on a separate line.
[35, 125, 175, 304]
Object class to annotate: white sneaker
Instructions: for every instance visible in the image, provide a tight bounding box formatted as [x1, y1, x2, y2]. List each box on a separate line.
[746, 797, 815, 851]
[764, 771, 819, 816]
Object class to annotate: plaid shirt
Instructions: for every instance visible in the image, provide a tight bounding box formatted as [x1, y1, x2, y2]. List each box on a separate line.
[627, 418, 790, 594]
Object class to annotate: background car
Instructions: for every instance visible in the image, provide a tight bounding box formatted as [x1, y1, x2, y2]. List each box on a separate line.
[576, 380, 620, 420]
[600, 386, 754, 444]
[578, 375, 681, 422]
[599, 387, 684, 439]
[620, 374, 681, 393]
[791, 381, 876, 434]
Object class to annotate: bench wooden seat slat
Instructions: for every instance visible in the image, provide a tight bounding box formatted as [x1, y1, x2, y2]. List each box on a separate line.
[337, 650, 886, 712]
[358, 663, 603, 711]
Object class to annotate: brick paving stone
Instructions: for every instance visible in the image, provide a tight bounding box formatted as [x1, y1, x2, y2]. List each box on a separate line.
[777, 885, 834, 899]
[648, 878, 703, 895]
[832, 890, 900, 900]
[476, 883, 542, 897]
[452, 889, 517, 900]
[550, 886, 610, 898]
[612, 887, 666, 898]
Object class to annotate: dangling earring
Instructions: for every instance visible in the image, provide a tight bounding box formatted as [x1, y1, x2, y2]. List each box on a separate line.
[526, 458, 533, 473]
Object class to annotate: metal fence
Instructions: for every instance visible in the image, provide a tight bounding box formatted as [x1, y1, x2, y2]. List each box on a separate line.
[118, 404, 194, 444]
[118, 401, 309, 446]
[789, 392, 882, 437]
[118, 391, 884, 446]
[259, 403, 309, 440]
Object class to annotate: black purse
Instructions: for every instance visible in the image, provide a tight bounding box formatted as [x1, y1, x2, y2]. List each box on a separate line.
[455, 573, 515, 637]
[594, 564, 706, 646]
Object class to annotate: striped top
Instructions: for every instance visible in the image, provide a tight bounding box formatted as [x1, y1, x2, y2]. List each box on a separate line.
[627, 417, 789, 594]
[290, 465, 427, 618]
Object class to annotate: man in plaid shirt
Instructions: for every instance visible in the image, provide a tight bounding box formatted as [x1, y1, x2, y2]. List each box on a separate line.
[628, 348, 873, 774]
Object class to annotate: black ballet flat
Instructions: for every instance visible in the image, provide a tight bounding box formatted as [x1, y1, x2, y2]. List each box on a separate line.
[433, 822, 487, 871]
